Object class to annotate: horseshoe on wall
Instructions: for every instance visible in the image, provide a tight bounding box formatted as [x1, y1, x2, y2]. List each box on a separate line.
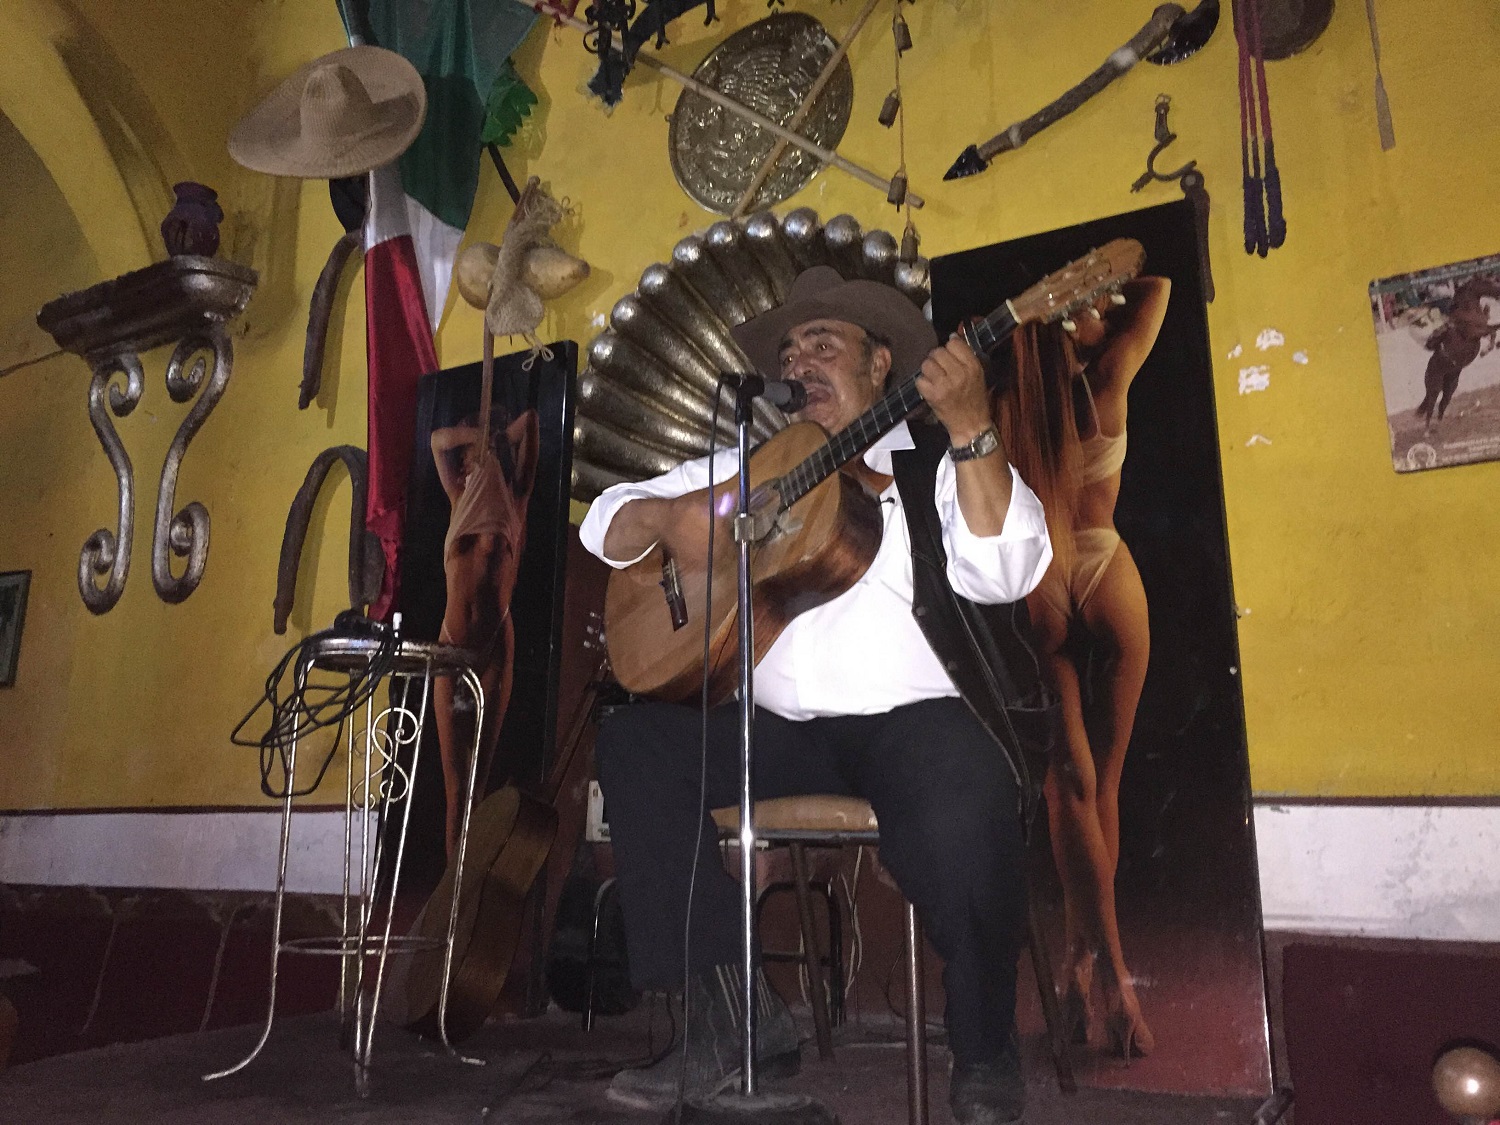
[272, 445, 383, 634]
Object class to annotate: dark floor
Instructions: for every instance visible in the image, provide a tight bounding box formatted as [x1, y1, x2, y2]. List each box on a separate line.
[0, 1003, 1264, 1124]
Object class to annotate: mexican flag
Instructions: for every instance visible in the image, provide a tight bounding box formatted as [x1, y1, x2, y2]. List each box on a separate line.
[341, 0, 538, 618]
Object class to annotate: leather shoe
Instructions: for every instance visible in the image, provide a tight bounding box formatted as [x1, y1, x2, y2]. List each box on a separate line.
[607, 964, 801, 1111]
[950, 1056, 1025, 1125]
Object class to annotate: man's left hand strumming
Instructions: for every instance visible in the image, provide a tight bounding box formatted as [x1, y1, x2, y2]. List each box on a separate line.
[917, 333, 1013, 537]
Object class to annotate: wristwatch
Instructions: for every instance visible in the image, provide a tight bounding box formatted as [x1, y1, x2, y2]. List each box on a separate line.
[947, 425, 1000, 463]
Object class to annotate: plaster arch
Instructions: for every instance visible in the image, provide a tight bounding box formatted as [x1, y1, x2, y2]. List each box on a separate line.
[0, 0, 188, 281]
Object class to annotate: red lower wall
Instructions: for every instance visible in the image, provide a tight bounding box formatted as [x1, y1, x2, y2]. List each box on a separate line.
[1278, 935, 1500, 1125]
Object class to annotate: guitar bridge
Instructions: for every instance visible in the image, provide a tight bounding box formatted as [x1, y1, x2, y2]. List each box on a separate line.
[660, 551, 689, 631]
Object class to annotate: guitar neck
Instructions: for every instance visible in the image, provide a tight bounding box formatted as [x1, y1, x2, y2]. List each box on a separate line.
[538, 653, 607, 807]
[778, 300, 1021, 508]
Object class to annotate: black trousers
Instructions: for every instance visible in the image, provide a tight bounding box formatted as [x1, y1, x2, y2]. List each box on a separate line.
[594, 695, 1025, 1067]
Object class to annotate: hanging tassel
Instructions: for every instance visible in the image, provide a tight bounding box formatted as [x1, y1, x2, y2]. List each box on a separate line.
[879, 90, 901, 128]
[1263, 142, 1286, 249]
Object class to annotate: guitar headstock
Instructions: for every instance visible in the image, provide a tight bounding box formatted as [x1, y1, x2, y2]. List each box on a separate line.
[1008, 238, 1146, 331]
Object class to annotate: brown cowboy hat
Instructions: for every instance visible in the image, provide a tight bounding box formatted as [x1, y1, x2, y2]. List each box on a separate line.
[732, 266, 936, 382]
[228, 46, 426, 180]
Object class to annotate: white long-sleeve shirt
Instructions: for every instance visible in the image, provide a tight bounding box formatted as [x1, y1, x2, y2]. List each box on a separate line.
[579, 422, 1052, 720]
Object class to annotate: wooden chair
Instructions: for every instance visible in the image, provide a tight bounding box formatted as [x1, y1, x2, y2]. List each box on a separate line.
[713, 795, 1075, 1125]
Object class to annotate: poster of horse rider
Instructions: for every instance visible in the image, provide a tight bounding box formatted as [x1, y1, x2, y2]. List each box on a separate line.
[1371, 251, 1500, 472]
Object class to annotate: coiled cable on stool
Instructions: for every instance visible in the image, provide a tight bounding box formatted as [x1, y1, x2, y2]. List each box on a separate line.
[232, 611, 401, 799]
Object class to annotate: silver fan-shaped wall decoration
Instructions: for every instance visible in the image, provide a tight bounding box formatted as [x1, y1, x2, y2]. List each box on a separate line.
[572, 209, 931, 502]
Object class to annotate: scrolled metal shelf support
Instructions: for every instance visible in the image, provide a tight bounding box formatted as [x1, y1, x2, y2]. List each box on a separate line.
[153, 330, 233, 603]
[79, 354, 145, 614]
[38, 255, 258, 613]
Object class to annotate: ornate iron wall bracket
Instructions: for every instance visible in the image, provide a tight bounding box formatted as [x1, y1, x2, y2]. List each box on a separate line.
[38, 256, 258, 613]
[79, 355, 145, 613]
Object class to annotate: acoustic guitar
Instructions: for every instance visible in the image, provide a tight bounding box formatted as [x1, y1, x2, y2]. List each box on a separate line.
[604, 239, 1146, 701]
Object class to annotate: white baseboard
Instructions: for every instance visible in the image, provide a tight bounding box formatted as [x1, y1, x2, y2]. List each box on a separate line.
[3, 803, 1498, 942]
[1254, 802, 1500, 941]
[0, 809, 374, 894]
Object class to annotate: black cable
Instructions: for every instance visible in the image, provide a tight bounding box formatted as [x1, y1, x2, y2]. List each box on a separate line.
[881, 955, 948, 1040]
[231, 612, 401, 799]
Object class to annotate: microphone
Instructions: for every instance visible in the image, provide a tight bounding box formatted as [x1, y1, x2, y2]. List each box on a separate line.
[730, 374, 807, 412]
[760, 378, 807, 411]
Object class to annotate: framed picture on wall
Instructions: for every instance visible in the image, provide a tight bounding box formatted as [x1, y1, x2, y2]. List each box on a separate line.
[394, 341, 577, 886]
[0, 570, 30, 687]
[1370, 251, 1500, 472]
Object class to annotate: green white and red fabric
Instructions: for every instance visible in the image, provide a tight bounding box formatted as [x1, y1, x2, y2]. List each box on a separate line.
[343, 0, 537, 617]
[360, 165, 441, 619]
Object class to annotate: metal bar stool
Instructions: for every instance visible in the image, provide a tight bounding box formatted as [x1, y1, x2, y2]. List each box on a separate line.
[713, 795, 1076, 1125]
[205, 635, 487, 1096]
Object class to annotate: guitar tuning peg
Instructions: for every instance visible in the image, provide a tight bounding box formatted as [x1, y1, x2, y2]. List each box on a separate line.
[1061, 318, 1078, 334]
[1109, 291, 1128, 306]
[1089, 306, 1103, 320]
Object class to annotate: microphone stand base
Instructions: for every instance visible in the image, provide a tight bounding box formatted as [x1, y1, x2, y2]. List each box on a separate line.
[662, 1090, 841, 1124]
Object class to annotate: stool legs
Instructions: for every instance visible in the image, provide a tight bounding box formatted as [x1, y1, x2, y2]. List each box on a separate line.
[788, 842, 836, 1062]
[433, 666, 487, 1059]
[904, 903, 928, 1125]
[351, 674, 426, 1094]
[205, 658, 486, 1094]
[202, 662, 309, 1084]
[1026, 894, 1077, 1094]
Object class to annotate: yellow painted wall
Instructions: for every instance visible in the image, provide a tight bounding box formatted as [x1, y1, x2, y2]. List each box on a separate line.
[1, 0, 1497, 808]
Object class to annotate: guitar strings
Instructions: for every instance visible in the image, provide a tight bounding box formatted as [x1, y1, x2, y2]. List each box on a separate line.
[783, 372, 924, 507]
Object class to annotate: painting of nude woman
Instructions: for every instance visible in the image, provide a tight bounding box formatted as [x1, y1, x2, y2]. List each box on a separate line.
[397, 342, 578, 882]
[430, 405, 539, 855]
[931, 200, 1271, 1097]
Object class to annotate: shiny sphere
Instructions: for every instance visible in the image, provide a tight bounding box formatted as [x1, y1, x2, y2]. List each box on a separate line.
[1433, 1045, 1500, 1120]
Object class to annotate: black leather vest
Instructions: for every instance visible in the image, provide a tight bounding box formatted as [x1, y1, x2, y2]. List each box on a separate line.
[891, 422, 1056, 822]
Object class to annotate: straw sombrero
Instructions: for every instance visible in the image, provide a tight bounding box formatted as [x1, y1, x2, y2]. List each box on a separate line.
[229, 46, 426, 179]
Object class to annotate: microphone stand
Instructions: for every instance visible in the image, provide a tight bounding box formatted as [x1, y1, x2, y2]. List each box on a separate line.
[669, 377, 835, 1124]
[732, 375, 762, 1098]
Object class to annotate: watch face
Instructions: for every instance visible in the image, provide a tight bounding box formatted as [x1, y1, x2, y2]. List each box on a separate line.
[950, 427, 998, 461]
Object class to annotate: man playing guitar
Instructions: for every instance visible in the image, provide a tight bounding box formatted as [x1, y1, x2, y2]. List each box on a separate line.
[580, 266, 1054, 1123]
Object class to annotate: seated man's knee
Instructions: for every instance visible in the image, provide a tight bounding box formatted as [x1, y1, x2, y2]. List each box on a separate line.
[908, 784, 1020, 871]
[594, 704, 666, 782]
